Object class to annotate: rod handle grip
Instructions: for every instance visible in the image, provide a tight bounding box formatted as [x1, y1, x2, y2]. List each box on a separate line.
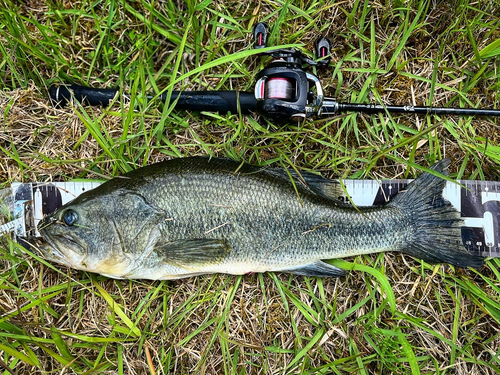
[167, 91, 256, 114]
[49, 84, 118, 106]
[48, 84, 257, 114]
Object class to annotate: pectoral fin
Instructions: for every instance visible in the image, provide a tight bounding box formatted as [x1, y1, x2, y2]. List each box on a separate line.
[156, 239, 231, 267]
[283, 260, 347, 277]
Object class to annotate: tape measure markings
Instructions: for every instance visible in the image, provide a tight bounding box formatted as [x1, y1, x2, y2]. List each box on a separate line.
[3, 179, 500, 257]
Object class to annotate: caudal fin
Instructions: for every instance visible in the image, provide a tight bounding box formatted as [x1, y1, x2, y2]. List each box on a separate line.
[388, 159, 484, 268]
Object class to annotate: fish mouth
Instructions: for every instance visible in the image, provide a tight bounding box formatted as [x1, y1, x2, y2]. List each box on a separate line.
[54, 233, 81, 248]
[28, 236, 70, 266]
[37, 229, 85, 267]
[38, 217, 85, 252]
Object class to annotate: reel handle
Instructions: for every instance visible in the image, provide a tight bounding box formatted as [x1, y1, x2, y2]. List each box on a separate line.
[253, 22, 269, 49]
[314, 37, 332, 68]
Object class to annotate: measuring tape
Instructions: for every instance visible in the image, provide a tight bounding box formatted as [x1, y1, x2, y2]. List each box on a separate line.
[1, 179, 499, 258]
[0, 181, 102, 238]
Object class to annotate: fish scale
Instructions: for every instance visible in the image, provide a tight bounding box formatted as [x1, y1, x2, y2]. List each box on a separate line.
[151, 167, 387, 267]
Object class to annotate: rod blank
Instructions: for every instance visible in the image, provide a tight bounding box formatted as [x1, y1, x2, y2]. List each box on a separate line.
[321, 99, 500, 117]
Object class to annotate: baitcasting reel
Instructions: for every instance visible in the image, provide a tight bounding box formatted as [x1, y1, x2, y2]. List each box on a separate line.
[252, 22, 331, 121]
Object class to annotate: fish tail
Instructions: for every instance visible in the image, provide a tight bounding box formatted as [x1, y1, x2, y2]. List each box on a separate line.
[388, 159, 484, 268]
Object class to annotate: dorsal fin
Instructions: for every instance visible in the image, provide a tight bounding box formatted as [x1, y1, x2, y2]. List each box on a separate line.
[265, 168, 343, 200]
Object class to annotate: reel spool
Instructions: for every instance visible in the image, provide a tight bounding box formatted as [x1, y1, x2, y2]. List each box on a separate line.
[265, 77, 295, 100]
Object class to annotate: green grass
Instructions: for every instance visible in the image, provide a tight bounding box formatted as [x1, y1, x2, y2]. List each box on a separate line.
[1, 0, 500, 373]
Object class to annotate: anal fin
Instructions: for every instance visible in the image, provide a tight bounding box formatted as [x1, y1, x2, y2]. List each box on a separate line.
[283, 260, 347, 277]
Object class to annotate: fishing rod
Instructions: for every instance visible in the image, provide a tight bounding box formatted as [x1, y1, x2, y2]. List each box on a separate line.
[48, 22, 500, 122]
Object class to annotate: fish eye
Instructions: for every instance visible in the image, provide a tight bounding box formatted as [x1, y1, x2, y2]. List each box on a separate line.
[62, 210, 78, 226]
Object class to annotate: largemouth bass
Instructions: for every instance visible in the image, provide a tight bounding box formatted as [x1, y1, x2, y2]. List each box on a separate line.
[37, 157, 483, 279]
